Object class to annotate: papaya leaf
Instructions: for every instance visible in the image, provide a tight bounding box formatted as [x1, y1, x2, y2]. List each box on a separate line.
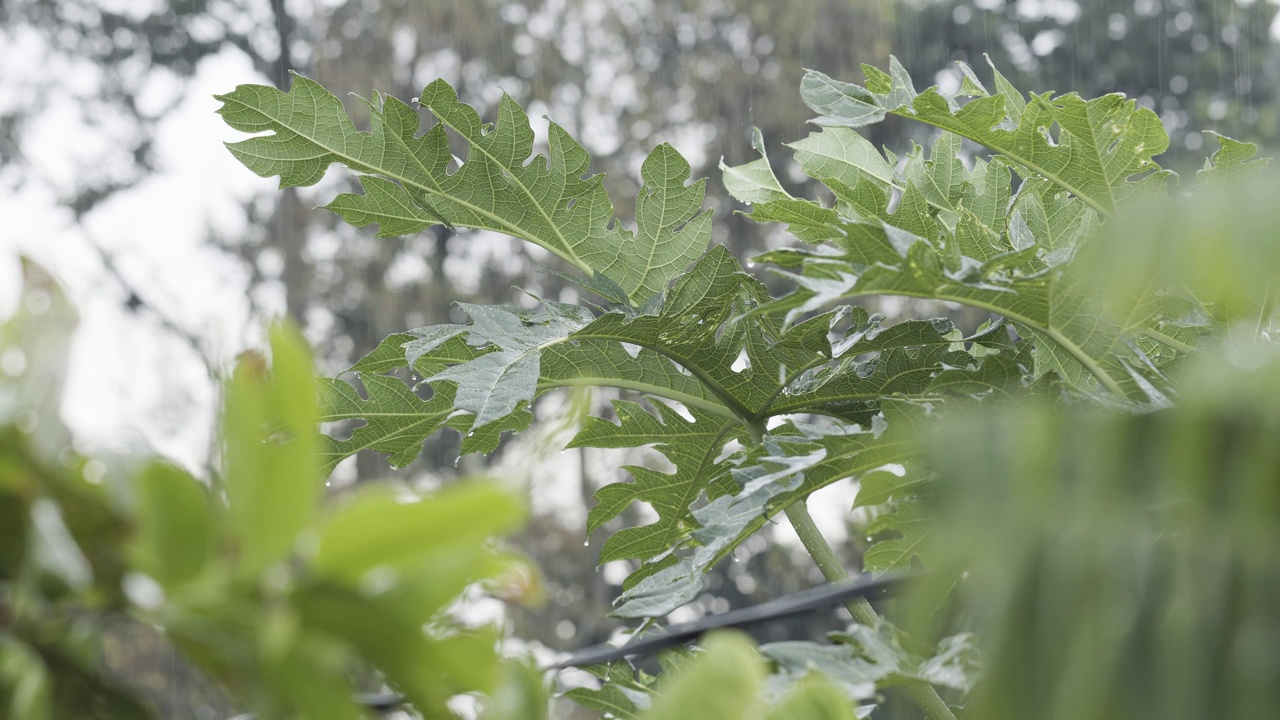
[1196, 131, 1269, 184]
[799, 56, 1173, 215]
[853, 463, 933, 511]
[570, 400, 742, 567]
[612, 403, 929, 618]
[317, 374, 460, 473]
[562, 683, 646, 719]
[613, 339, 1030, 619]
[563, 655, 684, 719]
[862, 499, 928, 576]
[724, 137, 1171, 401]
[761, 624, 980, 701]
[318, 241, 992, 599]
[215, 76, 709, 306]
[430, 303, 590, 428]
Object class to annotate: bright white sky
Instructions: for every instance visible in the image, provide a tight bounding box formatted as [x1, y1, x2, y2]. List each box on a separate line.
[1, 46, 274, 471]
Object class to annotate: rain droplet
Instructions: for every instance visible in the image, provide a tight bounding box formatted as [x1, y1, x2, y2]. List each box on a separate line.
[583, 539, 590, 547]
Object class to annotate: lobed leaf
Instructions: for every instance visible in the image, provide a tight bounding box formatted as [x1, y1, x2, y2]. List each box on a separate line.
[800, 56, 1173, 215]
[571, 399, 741, 566]
[613, 403, 929, 618]
[761, 624, 980, 701]
[216, 76, 710, 306]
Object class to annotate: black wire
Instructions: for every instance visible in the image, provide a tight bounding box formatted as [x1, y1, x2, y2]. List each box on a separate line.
[226, 573, 919, 718]
[551, 572, 920, 669]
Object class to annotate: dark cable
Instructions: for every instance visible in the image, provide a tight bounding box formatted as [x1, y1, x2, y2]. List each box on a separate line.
[552, 572, 920, 669]
[225, 573, 919, 718]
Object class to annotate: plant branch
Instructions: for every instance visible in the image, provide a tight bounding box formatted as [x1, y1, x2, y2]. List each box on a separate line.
[86, 237, 220, 383]
[783, 501, 877, 626]
[783, 500, 958, 720]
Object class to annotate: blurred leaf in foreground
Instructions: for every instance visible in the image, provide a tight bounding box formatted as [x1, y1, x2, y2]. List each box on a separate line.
[1073, 151, 1276, 328]
[2, 278, 537, 718]
[919, 167, 1279, 720]
[923, 346, 1280, 719]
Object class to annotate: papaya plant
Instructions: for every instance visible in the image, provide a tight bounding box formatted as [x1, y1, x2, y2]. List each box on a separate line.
[214, 56, 1264, 718]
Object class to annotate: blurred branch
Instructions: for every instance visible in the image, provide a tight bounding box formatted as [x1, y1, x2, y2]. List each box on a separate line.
[85, 236, 221, 383]
[268, 0, 297, 87]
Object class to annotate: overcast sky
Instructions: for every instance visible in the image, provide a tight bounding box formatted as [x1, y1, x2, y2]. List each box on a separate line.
[2, 44, 275, 471]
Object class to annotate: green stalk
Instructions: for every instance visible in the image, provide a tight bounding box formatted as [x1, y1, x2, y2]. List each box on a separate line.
[783, 501, 958, 720]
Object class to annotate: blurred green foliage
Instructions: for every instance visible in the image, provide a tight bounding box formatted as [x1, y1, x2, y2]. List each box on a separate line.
[919, 171, 1280, 720]
[1076, 158, 1278, 326]
[623, 631, 859, 720]
[0, 262, 541, 719]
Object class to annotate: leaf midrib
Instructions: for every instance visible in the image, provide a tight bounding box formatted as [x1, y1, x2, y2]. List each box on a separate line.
[888, 94, 1112, 216]
[318, 408, 450, 456]
[826, 284, 1128, 397]
[422, 98, 591, 274]
[543, 333, 757, 421]
[702, 435, 920, 572]
[613, 421, 739, 561]
[220, 91, 594, 276]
